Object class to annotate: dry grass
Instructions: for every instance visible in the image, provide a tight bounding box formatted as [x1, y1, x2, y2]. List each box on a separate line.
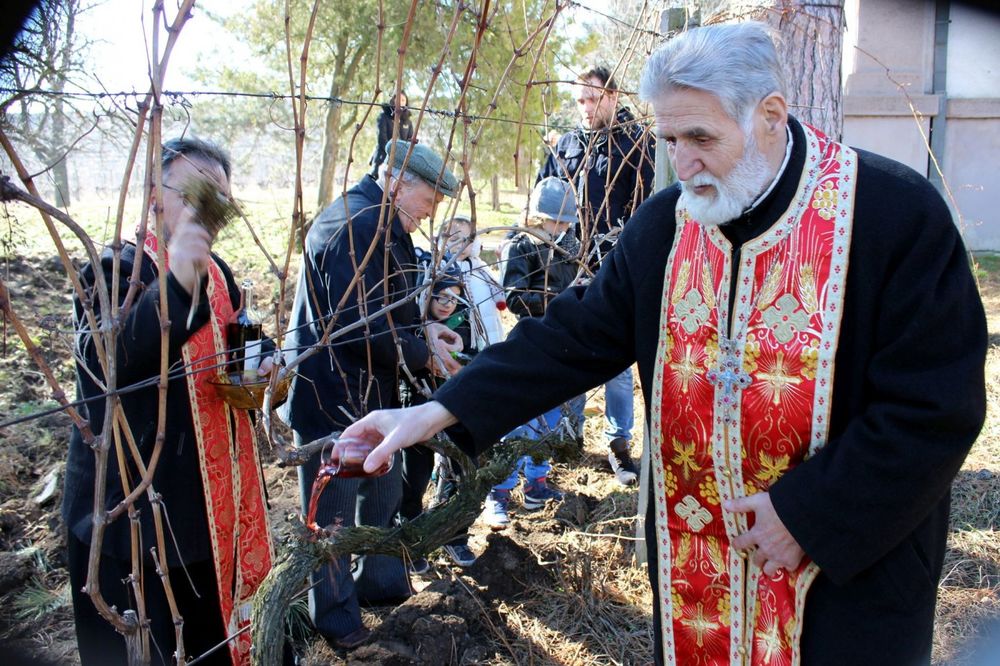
[1, 206, 999, 664]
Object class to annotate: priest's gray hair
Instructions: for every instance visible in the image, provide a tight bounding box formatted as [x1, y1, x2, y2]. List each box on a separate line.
[639, 22, 786, 127]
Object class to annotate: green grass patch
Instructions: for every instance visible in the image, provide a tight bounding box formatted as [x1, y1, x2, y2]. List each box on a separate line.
[973, 252, 1000, 281]
[13, 580, 71, 622]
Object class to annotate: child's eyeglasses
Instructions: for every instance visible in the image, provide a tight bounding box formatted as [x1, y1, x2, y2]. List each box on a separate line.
[433, 294, 459, 306]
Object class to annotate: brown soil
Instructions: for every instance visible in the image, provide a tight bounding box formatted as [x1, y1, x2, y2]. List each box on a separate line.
[1, 250, 998, 665]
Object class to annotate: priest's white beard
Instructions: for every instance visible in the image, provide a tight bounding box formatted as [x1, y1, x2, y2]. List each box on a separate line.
[678, 134, 773, 227]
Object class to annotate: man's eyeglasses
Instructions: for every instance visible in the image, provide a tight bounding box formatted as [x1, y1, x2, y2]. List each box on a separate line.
[161, 183, 191, 203]
[162, 181, 229, 208]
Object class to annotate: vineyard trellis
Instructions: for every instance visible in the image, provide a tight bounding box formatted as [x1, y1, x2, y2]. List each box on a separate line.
[6, 1, 984, 666]
[0, 0, 669, 663]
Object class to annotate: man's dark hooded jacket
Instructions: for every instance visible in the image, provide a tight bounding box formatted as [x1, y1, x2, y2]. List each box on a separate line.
[537, 106, 655, 263]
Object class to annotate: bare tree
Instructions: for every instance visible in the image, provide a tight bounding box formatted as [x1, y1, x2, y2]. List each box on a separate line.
[0, 0, 96, 206]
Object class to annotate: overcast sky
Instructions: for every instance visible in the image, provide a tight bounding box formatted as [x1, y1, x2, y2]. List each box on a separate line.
[76, 0, 251, 93]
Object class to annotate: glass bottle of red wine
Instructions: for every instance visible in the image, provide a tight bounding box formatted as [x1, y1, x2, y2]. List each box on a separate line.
[227, 279, 264, 381]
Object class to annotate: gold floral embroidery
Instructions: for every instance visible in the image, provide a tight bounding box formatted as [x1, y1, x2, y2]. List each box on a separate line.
[811, 180, 838, 220]
[784, 617, 797, 647]
[698, 478, 720, 506]
[675, 532, 692, 571]
[755, 451, 790, 488]
[671, 259, 691, 305]
[671, 438, 701, 480]
[704, 333, 720, 372]
[800, 338, 820, 379]
[716, 592, 731, 627]
[757, 259, 784, 310]
[700, 260, 716, 311]
[671, 585, 685, 619]
[665, 466, 678, 497]
[743, 333, 761, 374]
[798, 263, 818, 314]
[706, 536, 726, 576]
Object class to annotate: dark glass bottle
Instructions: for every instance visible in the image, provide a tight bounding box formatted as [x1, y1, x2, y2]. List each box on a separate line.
[227, 279, 264, 381]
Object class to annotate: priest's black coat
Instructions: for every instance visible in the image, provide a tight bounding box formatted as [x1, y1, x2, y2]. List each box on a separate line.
[435, 118, 987, 665]
[63, 242, 255, 567]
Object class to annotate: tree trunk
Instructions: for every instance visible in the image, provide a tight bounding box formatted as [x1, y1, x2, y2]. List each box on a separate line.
[491, 174, 500, 211]
[752, 0, 846, 139]
[52, 1, 75, 207]
[316, 34, 369, 209]
[52, 155, 71, 208]
[317, 100, 343, 208]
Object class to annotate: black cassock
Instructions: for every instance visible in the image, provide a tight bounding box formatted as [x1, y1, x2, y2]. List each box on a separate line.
[435, 117, 987, 665]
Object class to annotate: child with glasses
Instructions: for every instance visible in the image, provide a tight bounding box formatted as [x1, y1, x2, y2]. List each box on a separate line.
[397, 268, 482, 569]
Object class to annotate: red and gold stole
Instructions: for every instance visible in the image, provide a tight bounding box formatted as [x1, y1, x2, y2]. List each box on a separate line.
[141, 234, 273, 665]
[649, 124, 857, 666]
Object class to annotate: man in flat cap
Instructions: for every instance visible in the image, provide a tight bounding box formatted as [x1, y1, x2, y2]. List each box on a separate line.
[283, 139, 462, 648]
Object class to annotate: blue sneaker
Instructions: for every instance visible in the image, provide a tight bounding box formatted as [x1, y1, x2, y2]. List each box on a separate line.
[483, 489, 511, 530]
[444, 542, 477, 567]
[408, 556, 430, 575]
[523, 477, 564, 511]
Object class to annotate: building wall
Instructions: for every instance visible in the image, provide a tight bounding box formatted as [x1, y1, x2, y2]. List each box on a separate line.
[842, 0, 1000, 250]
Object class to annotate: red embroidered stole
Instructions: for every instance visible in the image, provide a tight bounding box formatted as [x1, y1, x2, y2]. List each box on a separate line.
[140, 235, 273, 665]
[649, 125, 857, 665]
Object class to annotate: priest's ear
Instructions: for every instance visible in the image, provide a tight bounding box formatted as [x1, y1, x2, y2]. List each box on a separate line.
[758, 92, 788, 136]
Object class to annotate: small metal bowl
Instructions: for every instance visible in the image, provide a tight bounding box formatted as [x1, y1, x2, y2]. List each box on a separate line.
[209, 372, 291, 410]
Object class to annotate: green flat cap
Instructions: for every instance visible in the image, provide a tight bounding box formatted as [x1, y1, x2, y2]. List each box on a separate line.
[384, 139, 460, 198]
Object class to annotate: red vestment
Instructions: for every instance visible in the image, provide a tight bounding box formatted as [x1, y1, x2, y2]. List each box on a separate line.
[650, 125, 857, 665]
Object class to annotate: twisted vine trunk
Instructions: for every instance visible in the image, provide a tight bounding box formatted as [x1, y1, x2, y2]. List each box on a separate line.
[250, 434, 575, 665]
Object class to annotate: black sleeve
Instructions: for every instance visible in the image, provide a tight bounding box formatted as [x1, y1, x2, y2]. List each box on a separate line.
[502, 239, 546, 318]
[75, 247, 212, 388]
[769, 159, 987, 584]
[311, 217, 430, 373]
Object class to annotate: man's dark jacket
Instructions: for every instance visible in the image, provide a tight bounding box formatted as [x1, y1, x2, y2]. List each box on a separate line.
[63, 243, 255, 567]
[437, 117, 987, 664]
[503, 231, 581, 318]
[284, 175, 429, 442]
[537, 106, 655, 261]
